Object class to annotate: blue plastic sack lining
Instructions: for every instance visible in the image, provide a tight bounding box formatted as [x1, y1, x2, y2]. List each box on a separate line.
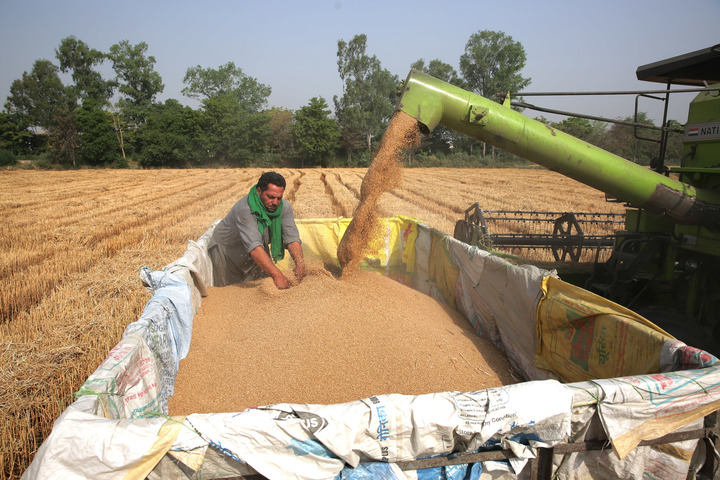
[335, 460, 487, 480]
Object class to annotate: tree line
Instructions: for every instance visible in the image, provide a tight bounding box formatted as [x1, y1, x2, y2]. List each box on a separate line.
[0, 31, 681, 169]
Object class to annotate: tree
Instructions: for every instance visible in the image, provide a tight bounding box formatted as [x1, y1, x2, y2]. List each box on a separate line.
[136, 99, 202, 168]
[76, 103, 120, 166]
[333, 34, 397, 162]
[292, 97, 340, 167]
[0, 112, 35, 155]
[109, 106, 127, 161]
[5, 59, 68, 130]
[267, 107, 294, 156]
[460, 30, 531, 100]
[195, 93, 270, 166]
[598, 113, 658, 165]
[552, 117, 595, 141]
[182, 62, 271, 113]
[664, 119, 684, 166]
[55, 36, 113, 105]
[460, 30, 531, 157]
[180, 62, 271, 166]
[411, 58, 464, 87]
[108, 40, 164, 124]
[48, 108, 80, 166]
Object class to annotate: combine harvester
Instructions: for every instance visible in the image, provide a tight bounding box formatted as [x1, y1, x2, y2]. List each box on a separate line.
[443, 44, 720, 357]
[24, 47, 720, 479]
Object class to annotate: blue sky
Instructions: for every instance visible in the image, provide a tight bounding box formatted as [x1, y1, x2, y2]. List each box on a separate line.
[1, 0, 718, 124]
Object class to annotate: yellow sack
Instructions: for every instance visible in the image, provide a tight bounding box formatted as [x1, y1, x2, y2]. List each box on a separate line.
[535, 276, 673, 382]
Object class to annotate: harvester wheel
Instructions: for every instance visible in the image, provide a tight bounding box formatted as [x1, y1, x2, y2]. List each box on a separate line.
[454, 220, 470, 244]
[552, 213, 584, 262]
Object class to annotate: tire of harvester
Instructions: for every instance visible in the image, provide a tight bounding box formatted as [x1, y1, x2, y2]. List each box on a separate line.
[454, 220, 470, 244]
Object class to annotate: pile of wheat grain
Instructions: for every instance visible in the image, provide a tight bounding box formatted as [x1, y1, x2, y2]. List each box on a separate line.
[169, 268, 517, 414]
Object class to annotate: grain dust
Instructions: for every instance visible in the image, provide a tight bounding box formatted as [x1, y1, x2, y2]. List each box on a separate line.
[168, 267, 517, 415]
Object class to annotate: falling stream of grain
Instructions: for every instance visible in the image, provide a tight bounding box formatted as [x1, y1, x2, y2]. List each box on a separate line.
[337, 111, 422, 273]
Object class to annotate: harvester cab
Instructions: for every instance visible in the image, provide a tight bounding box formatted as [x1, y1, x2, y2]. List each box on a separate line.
[397, 44, 720, 354]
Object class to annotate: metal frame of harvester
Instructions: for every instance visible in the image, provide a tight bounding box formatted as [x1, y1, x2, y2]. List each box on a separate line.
[453, 204, 624, 263]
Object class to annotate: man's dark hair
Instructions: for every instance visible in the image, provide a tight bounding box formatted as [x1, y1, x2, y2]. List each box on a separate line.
[257, 171, 286, 191]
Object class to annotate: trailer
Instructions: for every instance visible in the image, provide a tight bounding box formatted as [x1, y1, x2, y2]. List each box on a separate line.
[22, 215, 720, 479]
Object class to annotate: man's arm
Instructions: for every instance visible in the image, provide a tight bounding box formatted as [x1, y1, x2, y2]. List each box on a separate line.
[287, 241, 305, 281]
[249, 246, 290, 289]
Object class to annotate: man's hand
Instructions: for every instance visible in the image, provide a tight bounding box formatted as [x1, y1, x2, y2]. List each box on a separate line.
[250, 242, 304, 290]
[250, 246, 289, 290]
[272, 271, 291, 290]
[294, 262, 306, 282]
[288, 241, 306, 282]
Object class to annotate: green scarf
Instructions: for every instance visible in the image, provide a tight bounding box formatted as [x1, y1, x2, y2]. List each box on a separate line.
[248, 184, 284, 262]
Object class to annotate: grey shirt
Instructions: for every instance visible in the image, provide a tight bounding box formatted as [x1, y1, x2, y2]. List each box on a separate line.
[209, 195, 301, 284]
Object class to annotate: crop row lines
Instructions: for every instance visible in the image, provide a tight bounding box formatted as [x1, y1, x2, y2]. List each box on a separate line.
[0, 175, 245, 322]
[0, 178, 214, 280]
[0, 174, 213, 240]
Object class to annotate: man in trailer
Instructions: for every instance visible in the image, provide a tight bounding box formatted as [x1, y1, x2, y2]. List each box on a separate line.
[208, 171, 305, 289]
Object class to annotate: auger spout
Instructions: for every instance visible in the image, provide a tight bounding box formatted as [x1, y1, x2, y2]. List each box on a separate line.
[396, 69, 720, 227]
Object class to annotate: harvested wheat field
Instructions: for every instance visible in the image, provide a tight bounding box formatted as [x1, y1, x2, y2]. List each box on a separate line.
[0, 166, 625, 478]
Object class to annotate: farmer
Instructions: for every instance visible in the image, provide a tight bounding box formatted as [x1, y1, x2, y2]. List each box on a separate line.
[208, 171, 305, 290]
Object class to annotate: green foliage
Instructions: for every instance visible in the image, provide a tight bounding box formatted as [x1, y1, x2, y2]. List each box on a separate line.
[411, 58, 465, 88]
[0, 149, 17, 166]
[76, 102, 119, 165]
[108, 40, 164, 125]
[405, 150, 532, 168]
[292, 97, 340, 167]
[267, 107, 294, 156]
[33, 158, 56, 170]
[334, 34, 397, 161]
[5, 59, 68, 129]
[248, 152, 285, 169]
[110, 156, 129, 169]
[4, 33, 685, 173]
[182, 62, 271, 113]
[663, 119, 684, 166]
[460, 30, 531, 101]
[551, 117, 594, 141]
[410, 59, 468, 155]
[349, 150, 373, 167]
[136, 99, 201, 167]
[177, 63, 272, 167]
[47, 108, 81, 166]
[0, 112, 34, 155]
[56, 36, 113, 105]
[135, 95, 273, 168]
[193, 94, 270, 167]
[596, 113, 658, 165]
[545, 113, 677, 168]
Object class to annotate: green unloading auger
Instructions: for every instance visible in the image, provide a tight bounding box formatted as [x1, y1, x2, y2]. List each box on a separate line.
[396, 69, 720, 227]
